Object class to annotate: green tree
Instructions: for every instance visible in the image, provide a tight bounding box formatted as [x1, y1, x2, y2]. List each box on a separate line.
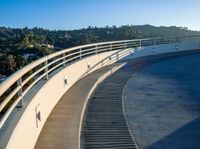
[21, 35, 29, 48]
[16, 55, 27, 68]
[40, 47, 52, 56]
[3, 55, 17, 75]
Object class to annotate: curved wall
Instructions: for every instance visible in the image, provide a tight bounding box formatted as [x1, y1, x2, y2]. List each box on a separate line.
[120, 42, 200, 61]
[5, 40, 200, 149]
[6, 51, 120, 149]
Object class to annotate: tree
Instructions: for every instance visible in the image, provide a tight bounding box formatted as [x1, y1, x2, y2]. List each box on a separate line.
[40, 47, 52, 56]
[3, 55, 16, 75]
[16, 55, 27, 68]
[21, 35, 29, 48]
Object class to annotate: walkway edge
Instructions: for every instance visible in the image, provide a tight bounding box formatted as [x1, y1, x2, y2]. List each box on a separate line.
[122, 67, 140, 149]
[78, 63, 126, 149]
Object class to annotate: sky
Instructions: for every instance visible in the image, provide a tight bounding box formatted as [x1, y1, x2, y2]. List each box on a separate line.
[0, 0, 200, 30]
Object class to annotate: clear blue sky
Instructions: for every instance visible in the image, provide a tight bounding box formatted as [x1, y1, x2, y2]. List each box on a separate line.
[0, 0, 200, 30]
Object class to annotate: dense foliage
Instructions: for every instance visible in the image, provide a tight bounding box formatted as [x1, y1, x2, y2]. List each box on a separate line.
[0, 25, 199, 77]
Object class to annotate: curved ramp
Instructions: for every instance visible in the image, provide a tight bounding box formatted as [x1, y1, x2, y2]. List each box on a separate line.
[81, 61, 152, 149]
[34, 63, 123, 149]
[82, 64, 137, 149]
[82, 50, 200, 149]
[35, 50, 200, 149]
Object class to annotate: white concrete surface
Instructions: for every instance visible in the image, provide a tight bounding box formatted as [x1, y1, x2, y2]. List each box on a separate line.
[120, 42, 200, 61]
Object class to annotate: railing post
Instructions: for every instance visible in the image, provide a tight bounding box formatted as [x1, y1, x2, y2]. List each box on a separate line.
[139, 40, 141, 47]
[117, 52, 119, 60]
[95, 45, 98, 54]
[176, 37, 181, 43]
[175, 45, 179, 50]
[110, 43, 112, 51]
[17, 77, 23, 108]
[63, 53, 66, 67]
[124, 42, 127, 49]
[154, 39, 156, 45]
[181, 37, 186, 43]
[80, 49, 82, 59]
[45, 60, 48, 80]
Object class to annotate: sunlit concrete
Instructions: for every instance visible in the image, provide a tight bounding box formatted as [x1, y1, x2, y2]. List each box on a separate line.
[4, 51, 119, 149]
[34, 63, 124, 149]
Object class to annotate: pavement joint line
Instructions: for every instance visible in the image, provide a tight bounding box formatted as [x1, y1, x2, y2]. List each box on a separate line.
[122, 70, 140, 149]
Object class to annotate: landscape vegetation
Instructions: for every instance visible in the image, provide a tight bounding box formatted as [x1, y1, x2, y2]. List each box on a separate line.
[0, 25, 199, 77]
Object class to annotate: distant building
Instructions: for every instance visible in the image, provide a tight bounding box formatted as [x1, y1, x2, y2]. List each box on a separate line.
[23, 53, 36, 60]
[27, 44, 34, 48]
[46, 44, 54, 49]
[41, 42, 54, 49]
[106, 31, 113, 34]
[33, 43, 54, 49]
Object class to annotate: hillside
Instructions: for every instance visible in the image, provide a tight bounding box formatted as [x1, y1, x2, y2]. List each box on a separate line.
[0, 25, 199, 77]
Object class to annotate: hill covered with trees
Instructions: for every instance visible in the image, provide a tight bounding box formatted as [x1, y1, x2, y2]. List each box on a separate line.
[0, 25, 199, 77]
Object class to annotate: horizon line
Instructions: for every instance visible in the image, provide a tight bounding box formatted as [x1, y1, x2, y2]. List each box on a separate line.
[0, 24, 199, 32]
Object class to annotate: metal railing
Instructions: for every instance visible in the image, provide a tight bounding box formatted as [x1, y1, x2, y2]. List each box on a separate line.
[0, 35, 199, 128]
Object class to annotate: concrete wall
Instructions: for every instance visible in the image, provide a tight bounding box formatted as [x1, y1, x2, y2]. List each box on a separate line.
[6, 51, 119, 149]
[120, 42, 200, 61]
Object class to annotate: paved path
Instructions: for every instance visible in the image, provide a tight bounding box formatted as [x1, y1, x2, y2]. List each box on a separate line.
[82, 63, 139, 149]
[35, 58, 154, 149]
[124, 52, 200, 149]
[35, 63, 123, 149]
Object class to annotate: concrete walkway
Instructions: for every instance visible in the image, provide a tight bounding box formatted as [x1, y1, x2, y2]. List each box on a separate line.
[34, 63, 123, 149]
[82, 63, 139, 149]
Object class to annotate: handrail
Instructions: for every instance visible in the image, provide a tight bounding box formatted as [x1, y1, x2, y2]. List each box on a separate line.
[0, 35, 200, 128]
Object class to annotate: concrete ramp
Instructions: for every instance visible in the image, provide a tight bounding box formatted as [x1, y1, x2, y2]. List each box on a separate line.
[34, 63, 123, 149]
[82, 63, 139, 149]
